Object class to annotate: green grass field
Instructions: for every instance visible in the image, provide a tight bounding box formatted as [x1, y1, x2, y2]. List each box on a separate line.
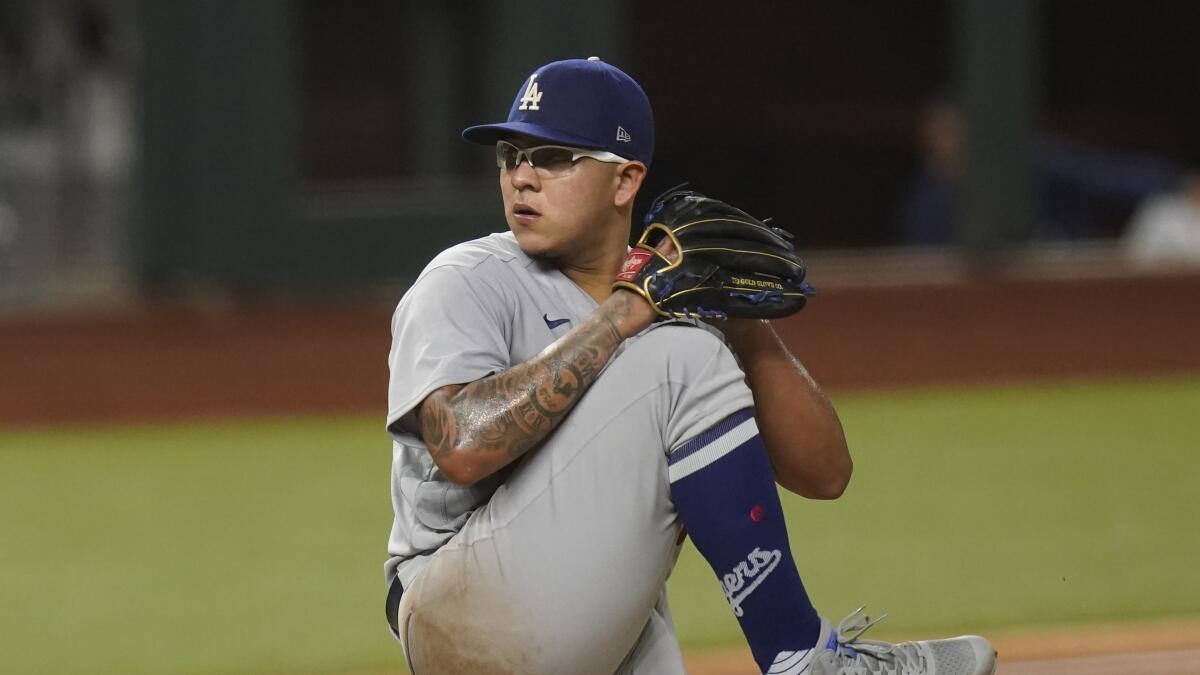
[2, 375, 1198, 674]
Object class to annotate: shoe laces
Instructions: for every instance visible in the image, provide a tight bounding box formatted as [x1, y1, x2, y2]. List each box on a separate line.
[827, 607, 929, 675]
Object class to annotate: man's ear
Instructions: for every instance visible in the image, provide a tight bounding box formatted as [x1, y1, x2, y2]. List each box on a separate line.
[614, 162, 647, 209]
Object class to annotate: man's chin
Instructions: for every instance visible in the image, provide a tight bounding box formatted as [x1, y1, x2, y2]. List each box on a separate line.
[510, 227, 560, 260]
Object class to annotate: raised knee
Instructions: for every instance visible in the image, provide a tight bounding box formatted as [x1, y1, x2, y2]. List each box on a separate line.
[620, 323, 754, 449]
[619, 323, 732, 381]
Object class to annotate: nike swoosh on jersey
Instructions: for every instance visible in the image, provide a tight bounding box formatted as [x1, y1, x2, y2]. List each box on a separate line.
[543, 314, 571, 329]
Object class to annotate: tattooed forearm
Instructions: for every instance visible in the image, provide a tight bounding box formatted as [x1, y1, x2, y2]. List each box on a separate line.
[418, 291, 651, 484]
[418, 386, 459, 453]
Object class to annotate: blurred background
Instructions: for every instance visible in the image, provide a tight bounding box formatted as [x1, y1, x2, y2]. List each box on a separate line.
[2, 1, 1198, 674]
[2, 0, 1199, 307]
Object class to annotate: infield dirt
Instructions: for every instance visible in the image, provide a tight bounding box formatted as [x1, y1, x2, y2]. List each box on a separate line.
[683, 619, 1200, 674]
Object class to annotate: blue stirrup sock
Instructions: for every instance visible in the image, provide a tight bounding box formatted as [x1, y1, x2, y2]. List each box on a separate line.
[669, 408, 824, 673]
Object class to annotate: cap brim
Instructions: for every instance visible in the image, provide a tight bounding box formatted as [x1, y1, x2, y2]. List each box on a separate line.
[461, 121, 604, 149]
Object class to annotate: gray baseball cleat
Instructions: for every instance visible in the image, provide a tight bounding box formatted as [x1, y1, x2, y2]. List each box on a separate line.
[809, 608, 997, 675]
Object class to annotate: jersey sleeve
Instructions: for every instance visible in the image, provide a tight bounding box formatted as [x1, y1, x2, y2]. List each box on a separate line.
[387, 263, 512, 431]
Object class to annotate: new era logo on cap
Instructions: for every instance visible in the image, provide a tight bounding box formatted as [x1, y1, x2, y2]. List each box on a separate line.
[461, 57, 655, 166]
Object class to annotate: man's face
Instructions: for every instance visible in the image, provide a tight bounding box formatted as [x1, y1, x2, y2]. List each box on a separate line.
[921, 102, 964, 176]
[498, 136, 621, 260]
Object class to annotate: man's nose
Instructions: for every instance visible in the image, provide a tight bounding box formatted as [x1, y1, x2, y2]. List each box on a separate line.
[509, 158, 540, 190]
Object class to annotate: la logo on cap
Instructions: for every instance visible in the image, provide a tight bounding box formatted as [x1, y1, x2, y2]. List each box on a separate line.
[518, 74, 543, 111]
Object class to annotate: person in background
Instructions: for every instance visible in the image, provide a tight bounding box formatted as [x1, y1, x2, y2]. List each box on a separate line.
[1124, 176, 1200, 267]
[897, 97, 1188, 245]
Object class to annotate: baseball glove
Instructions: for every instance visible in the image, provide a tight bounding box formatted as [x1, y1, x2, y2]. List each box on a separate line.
[613, 187, 815, 320]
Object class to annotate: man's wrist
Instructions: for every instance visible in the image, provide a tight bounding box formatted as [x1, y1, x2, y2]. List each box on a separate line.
[604, 289, 658, 340]
[720, 318, 776, 355]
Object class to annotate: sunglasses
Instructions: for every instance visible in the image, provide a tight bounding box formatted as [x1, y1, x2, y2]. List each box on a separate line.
[495, 140, 630, 175]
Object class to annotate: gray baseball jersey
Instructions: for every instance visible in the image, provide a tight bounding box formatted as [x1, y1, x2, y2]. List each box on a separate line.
[386, 231, 755, 672]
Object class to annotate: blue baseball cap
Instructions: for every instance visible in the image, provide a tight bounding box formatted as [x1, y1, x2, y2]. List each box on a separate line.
[462, 57, 655, 166]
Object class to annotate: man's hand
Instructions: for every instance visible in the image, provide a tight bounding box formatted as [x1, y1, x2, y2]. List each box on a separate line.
[609, 233, 679, 336]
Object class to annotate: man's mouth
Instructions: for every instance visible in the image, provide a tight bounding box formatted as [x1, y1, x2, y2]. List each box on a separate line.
[513, 204, 541, 221]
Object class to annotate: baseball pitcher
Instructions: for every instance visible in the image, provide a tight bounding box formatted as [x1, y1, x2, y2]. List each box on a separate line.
[383, 57, 997, 675]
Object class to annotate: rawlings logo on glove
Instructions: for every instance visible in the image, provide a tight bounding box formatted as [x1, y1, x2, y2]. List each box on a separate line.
[616, 248, 657, 283]
[612, 187, 815, 320]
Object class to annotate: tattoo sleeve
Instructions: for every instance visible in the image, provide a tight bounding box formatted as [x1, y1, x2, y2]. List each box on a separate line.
[418, 291, 642, 483]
